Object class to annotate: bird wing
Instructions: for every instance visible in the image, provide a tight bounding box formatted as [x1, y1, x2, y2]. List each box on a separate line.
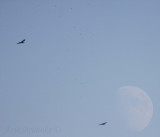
[17, 39, 25, 44]
[21, 39, 25, 43]
[99, 122, 107, 125]
[17, 41, 21, 44]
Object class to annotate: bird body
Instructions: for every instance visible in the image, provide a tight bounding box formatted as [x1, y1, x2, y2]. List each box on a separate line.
[17, 39, 25, 44]
[99, 122, 108, 125]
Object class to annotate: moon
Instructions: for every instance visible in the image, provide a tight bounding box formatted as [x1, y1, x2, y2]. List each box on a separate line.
[116, 86, 153, 131]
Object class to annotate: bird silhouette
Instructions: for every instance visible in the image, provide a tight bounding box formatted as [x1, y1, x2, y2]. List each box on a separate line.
[17, 39, 25, 44]
[99, 122, 108, 125]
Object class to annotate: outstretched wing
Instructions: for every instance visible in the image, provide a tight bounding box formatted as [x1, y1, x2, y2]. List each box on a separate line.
[99, 122, 108, 125]
[21, 39, 25, 43]
[17, 39, 25, 44]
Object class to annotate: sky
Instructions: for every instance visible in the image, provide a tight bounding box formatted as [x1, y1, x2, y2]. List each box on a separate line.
[0, 0, 160, 137]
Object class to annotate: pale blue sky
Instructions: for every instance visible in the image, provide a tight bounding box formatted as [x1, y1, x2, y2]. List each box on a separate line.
[0, 0, 160, 137]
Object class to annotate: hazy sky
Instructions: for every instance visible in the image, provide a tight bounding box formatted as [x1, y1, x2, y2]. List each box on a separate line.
[1, 0, 160, 137]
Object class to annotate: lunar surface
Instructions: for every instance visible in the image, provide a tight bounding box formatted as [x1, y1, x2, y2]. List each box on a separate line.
[116, 86, 153, 131]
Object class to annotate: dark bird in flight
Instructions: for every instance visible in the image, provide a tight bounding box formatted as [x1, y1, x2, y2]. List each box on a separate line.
[17, 39, 25, 44]
[99, 122, 108, 125]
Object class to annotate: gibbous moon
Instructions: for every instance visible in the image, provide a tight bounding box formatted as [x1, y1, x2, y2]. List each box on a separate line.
[116, 86, 153, 131]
